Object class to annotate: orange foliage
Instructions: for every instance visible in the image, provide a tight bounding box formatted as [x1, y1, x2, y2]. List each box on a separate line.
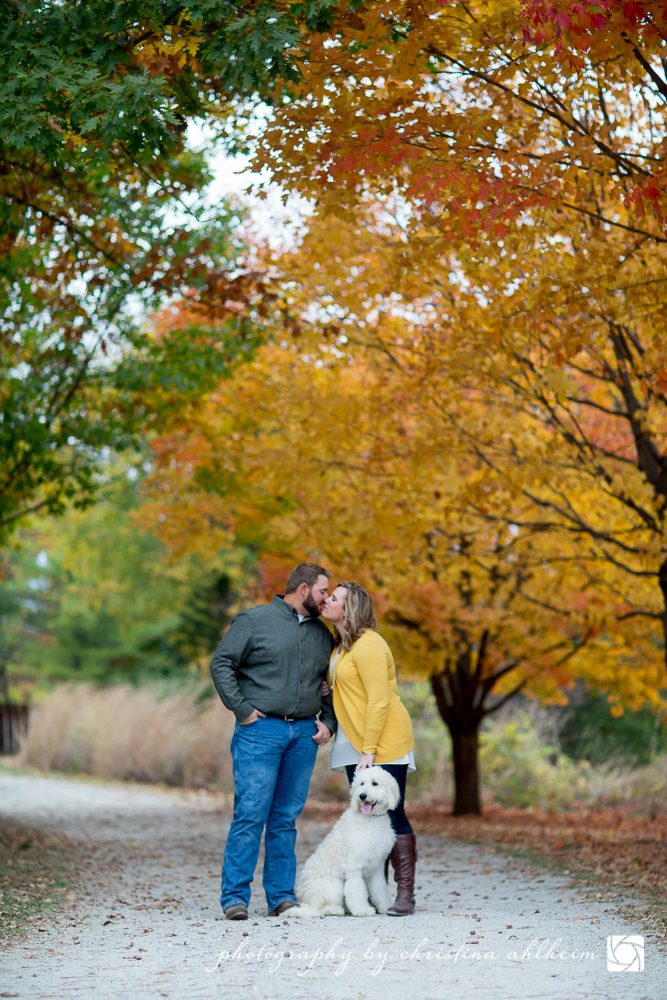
[134, 0, 667, 812]
[140, 329, 665, 718]
[248, 0, 667, 251]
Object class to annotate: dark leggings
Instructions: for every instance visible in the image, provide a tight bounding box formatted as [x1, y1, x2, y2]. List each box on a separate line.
[345, 763, 413, 836]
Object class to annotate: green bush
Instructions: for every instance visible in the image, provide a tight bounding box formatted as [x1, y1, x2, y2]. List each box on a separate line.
[558, 695, 667, 766]
[480, 711, 590, 808]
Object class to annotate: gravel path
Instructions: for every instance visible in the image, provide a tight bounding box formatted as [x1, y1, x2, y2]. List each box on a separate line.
[0, 771, 664, 1000]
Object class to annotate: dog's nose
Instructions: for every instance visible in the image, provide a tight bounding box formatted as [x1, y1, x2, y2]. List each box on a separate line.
[358, 792, 367, 800]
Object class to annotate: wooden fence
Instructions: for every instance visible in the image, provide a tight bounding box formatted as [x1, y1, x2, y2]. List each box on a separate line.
[0, 703, 28, 755]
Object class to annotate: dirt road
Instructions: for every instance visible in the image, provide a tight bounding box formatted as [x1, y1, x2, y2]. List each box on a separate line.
[0, 770, 663, 999]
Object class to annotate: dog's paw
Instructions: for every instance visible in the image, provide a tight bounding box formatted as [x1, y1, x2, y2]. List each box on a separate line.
[288, 905, 320, 918]
[350, 906, 376, 917]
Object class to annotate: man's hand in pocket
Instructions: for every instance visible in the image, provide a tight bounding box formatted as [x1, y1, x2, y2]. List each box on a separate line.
[240, 709, 266, 725]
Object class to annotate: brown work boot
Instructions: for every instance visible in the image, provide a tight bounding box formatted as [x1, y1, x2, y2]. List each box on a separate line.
[224, 903, 248, 920]
[387, 833, 417, 916]
[267, 900, 298, 917]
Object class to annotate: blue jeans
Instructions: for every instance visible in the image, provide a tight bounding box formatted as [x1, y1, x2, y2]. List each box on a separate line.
[221, 715, 318, 913]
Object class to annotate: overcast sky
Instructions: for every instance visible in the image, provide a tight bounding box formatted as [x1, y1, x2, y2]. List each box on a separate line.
[187, 120, 310, 250]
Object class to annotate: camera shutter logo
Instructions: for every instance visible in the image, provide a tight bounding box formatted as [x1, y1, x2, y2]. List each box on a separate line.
[606, 935, 644, 972]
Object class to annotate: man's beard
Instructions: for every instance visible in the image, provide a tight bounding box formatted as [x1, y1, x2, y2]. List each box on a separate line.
[302, 590, 323, 618]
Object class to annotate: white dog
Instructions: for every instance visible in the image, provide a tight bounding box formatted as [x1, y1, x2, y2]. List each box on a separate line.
[289, 766, 400, 918]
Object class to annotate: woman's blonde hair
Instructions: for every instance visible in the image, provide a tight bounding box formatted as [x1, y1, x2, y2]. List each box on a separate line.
[336, 582, 378, 651]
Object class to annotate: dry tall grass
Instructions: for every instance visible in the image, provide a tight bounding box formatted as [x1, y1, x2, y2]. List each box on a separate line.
[21, 683, 349, 797]
[21, 683, 236, 789]
[19, 683, 667, 813]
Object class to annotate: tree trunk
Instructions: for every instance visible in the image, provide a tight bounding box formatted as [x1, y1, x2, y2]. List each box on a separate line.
[450, 726, 482, 815]
[431, 669, 483, 816]
[659, 555, 667, 665]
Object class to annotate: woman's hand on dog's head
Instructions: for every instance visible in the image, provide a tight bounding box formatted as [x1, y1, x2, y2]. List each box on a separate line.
[355, 753, 375, 772]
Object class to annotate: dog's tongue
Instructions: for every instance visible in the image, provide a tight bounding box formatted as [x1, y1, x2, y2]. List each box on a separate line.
[361, 802, 373, 815]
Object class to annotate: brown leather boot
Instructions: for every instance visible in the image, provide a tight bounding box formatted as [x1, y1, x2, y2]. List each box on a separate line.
[387, 833, 417, 916]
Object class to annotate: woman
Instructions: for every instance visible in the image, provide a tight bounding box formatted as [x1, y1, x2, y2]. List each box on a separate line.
[322, 581, 417, 916]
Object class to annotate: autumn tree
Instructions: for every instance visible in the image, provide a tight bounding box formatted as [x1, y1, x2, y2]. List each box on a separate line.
[131, 0, 667, 807]
[136, 318, 666, 812]
[258, 203, 667, 657]
[13, 0, 667, 811]
[250, 0, 667, 250]
[238, 0, 667, 662]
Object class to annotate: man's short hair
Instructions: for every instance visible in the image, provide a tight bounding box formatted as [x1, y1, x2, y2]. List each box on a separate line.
[285, 562, 332, 594]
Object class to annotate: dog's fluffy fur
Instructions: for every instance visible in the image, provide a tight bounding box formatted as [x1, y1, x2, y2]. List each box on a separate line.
[289, 766, 400, 918]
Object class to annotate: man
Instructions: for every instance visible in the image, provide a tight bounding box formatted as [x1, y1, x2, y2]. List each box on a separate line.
[210, 562, 336, 920]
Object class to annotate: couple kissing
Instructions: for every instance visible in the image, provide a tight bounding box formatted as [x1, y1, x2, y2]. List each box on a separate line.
[209, 561, 416, 921]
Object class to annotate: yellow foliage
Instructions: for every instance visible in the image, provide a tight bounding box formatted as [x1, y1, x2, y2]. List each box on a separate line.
[141, 331, 666, 717]
[138, 0, 667, 751]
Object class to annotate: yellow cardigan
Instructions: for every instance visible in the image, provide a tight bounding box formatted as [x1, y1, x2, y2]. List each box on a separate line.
[328, 629, 414, 762]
